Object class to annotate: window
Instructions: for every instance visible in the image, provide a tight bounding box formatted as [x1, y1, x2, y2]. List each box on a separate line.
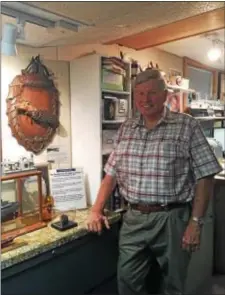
[187, 66, 213, 99]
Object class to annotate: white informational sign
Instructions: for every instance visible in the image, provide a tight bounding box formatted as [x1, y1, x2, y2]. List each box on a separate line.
[49, 168, 87, 211]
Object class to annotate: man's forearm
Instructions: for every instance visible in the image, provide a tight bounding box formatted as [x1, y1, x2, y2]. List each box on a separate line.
[191, 176, 214, 219]
[92, 174, 116, 213]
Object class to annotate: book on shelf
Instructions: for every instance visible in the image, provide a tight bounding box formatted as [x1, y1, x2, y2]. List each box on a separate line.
[101, 56, 130, 92]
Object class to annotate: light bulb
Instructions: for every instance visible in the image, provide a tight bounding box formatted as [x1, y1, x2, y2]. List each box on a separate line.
[207, 47, 221, 61]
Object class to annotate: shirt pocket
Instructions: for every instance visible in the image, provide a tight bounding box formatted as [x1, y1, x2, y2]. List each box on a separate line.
[157, 139, 188, 171]
[143, 140, 189, 196]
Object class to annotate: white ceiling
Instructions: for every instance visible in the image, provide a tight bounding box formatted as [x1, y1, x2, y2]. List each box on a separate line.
[157, 29, 225, 70]
[1, 1, 224, 47]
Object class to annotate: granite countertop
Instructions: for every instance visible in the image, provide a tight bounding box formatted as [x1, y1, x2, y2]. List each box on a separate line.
[1, 209, 121, 270]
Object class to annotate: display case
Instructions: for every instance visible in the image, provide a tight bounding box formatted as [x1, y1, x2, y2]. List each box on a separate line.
[1, 170, 46, 250]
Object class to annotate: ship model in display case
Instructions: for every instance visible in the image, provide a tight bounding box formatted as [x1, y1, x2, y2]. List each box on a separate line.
[1, 199, 19, 222]
[1, 170, 47, 250]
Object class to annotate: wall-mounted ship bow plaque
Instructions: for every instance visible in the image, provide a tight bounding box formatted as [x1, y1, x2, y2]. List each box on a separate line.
[6, 55, 60, 154]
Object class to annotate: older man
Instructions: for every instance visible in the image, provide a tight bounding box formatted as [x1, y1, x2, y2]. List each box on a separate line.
[87, 69, 222, 295]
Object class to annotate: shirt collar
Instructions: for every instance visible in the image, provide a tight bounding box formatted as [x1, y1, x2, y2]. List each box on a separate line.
[131, 107, 176, 129]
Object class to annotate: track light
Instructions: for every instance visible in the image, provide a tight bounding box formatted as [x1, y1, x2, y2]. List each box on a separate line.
[16, 17, 26, 40]
[1, 18, 26, 56]
[1, 23, 18, 56]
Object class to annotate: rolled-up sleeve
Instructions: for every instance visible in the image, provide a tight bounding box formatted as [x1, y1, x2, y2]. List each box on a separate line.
[104, 151, 117, 177]
[190, 122, 223, 180]
[104, 124, 124, 177]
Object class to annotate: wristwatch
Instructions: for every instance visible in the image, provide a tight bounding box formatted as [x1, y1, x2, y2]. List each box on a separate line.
[191, 216, 204, 227]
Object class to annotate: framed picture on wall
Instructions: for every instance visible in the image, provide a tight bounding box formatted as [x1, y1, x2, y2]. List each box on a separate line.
[168, 68, 182, 78]
[218, 72, 225, 102]
[165, 92, 180, 112]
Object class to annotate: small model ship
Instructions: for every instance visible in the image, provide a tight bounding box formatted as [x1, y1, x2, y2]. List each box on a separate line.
[1, 154, 35, 175]
[1, 199, 19, 222]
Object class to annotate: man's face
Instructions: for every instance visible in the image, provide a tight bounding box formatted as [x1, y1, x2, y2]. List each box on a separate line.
[134, 80, 167, 117]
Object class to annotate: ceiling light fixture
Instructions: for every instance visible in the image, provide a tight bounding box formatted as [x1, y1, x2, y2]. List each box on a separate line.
[206, 37, 224, 62]
[1, 23, 18, 56]
[1, 1, 93, 32]
[1, 18, 26, 56]
[16, 17, 26, 41]
[207, 47, 222, 61]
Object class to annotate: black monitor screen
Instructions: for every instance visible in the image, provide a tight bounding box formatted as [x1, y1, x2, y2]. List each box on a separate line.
[199, 120, 214, 138]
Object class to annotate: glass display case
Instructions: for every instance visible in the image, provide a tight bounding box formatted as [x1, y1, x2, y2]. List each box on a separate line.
[1, 170, 47, 249]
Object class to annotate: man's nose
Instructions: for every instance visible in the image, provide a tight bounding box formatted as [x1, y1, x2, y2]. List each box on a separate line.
[142, 97, 152, 103]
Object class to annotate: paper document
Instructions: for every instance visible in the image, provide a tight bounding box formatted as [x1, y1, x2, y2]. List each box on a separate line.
[49, 168, 87, 211]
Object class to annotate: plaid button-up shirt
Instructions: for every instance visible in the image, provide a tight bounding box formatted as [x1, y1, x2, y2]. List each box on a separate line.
[104, 107, 222, 204]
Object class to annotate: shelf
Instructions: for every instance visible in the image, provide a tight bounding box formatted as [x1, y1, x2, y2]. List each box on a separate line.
[102, 120, 125, 124]
[195, 116, 225, 121]
[102, 89, 130, 96]
[167, 85, 195, 93]
[102, 151, 111, 156]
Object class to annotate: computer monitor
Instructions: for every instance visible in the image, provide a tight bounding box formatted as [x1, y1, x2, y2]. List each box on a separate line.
[199, 120, 214, 138]
[214, 129, 225, 151]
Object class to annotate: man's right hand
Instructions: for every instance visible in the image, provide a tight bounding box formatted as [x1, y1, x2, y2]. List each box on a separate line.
[86, 210, 110, 234]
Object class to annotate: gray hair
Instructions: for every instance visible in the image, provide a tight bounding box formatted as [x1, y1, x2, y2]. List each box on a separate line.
[133, 68, 167, 91]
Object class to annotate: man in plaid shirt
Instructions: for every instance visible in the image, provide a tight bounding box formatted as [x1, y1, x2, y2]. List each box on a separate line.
[87, 68, 222, 295]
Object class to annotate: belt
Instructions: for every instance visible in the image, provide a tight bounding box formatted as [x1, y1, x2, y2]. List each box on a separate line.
[129, 202, 188, 213]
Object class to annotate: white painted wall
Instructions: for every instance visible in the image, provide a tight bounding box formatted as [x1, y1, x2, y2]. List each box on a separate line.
[70, 54, 102, 205]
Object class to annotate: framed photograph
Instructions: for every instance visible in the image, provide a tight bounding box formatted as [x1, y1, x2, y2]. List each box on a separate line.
[168, 68, 182, 78]
[165, 92, 180, 112]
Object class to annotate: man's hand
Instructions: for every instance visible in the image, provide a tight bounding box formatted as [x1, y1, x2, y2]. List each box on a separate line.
[182, 220, 202, 252]
[86, 210, 110, 234]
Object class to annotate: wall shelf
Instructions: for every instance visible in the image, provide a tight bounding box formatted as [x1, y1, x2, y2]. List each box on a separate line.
[102, 89, 130, 96]
[102, 120, 125, 124]
[167, 84, 195, 93]
[195, 116, 225, 121]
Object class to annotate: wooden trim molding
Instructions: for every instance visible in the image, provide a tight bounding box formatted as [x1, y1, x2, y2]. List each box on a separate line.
[183, 57, 219, 97]
[105, 8, 225, 50]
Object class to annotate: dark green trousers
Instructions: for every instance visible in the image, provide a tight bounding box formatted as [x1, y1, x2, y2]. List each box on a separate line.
[117, 206, 191, 295]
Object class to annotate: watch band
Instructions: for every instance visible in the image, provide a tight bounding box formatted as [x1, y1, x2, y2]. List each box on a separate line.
[191, 216, 203, 226]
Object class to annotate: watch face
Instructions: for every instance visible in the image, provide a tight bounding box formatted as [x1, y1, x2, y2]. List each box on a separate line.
[192, 217, 203, 226]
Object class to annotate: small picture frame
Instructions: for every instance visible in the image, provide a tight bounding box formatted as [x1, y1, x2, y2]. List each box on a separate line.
[168, 68, 182, 78]
[166, 93, 180, 112]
